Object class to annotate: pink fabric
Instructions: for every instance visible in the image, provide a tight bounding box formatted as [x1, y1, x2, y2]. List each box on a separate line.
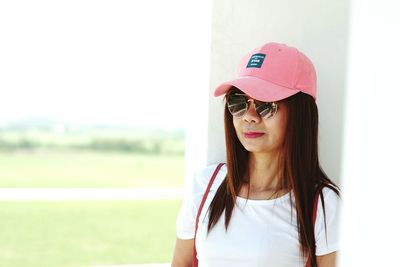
[214, 42, 317, 101]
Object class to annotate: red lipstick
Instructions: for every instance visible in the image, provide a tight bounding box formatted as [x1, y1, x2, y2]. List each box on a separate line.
[244, 132, 265, 138]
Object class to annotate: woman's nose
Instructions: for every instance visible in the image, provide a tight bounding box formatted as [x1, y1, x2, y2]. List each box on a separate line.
[242, 101, 261, 123]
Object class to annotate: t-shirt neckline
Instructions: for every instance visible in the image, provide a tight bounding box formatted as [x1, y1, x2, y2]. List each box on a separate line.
[235, 190, 292, 205]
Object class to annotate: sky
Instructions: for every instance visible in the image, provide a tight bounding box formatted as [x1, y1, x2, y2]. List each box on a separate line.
[0, 0, 211, 129]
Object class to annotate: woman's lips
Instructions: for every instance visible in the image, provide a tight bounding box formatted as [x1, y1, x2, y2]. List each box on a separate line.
[244, 132, 265, 138]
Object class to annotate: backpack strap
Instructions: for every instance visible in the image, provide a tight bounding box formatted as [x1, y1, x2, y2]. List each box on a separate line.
[192, 163, 224, 267]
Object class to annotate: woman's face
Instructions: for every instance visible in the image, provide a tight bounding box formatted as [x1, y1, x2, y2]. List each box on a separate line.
[232, 96, 288, 155]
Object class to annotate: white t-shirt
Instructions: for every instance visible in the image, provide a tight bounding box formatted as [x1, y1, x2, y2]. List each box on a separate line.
[176, 163, 341, 267]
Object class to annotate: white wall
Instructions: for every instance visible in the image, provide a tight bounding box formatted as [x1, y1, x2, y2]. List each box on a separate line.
[339, 0, 400, 265]
[207, 0, 349, 186]
[202, 0, 400, 266]
[182, 0, 213, 188]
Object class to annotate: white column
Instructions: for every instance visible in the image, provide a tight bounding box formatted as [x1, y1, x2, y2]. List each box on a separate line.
[182, 0, 212, 189]
[207, 0, 349, 184]
[339, 0, 400, 265]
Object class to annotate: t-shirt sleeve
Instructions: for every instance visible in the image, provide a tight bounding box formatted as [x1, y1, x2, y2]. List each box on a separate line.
[314, 187, 342, 256]
[175, 163, 223, 240]
[175, 175, 198, 240]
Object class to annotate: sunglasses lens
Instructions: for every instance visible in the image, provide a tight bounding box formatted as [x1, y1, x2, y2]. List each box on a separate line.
[256, 102, 278, 119]
[227, 93, 278, 119]
[227, 95, 247, 116]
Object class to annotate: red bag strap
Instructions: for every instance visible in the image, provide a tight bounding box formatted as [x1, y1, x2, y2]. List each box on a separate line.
[305, 188, 322, 267]
[192, 163, 224, 267]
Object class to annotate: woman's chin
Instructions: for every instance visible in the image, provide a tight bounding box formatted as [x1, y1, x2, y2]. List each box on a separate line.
[243, 145, 266, 153]
[242, 143, 280, 154]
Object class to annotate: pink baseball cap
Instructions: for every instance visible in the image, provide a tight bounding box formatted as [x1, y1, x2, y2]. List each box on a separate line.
[214, 42, 317, 101]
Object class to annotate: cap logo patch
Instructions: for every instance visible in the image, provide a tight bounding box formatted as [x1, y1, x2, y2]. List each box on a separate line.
[246, 53, 266, 68]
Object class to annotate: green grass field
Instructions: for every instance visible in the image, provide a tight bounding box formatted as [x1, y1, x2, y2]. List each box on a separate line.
[0, 139, 185, 265]
[0, 150, 184, 188]
[0, 200, 182, 267]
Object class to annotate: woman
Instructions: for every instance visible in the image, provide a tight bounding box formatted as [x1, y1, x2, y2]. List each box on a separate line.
[172, 42, 341, 267]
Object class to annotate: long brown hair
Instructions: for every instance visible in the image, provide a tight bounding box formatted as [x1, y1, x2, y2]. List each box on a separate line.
[207, 88, 340, 266]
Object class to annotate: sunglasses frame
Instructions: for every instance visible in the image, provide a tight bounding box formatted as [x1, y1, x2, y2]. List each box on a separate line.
[226, 93, 279, 119]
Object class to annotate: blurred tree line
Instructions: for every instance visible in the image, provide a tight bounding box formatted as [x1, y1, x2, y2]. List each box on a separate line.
[0, 137, 183, 155]
[0, 120, 184, 155]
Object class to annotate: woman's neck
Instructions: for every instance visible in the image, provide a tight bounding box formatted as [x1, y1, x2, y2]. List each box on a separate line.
[247, 152, 283, 192]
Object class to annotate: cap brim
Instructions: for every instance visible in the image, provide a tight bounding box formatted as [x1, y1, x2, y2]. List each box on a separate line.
[214, 76, 300, 102]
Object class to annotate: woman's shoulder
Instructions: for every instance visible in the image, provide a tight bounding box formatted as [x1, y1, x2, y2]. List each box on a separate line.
[315, 185, 341, 225]
[191, 163, 227, 195]
[319, 186, 341, 203]
[314, 185, 341, 255]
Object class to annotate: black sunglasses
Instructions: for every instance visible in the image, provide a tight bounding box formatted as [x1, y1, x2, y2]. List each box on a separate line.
[226, 93, 279, 119]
